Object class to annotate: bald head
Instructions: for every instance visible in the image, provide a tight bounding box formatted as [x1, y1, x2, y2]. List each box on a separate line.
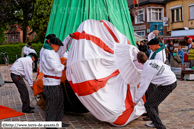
[188, 38, 193, 44]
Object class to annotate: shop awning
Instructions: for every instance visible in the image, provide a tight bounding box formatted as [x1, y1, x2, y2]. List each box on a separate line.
[187, 35, 194, 40]
[161, 36, 186, 40]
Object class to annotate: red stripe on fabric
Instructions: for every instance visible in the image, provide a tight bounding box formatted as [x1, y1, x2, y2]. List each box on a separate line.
[142, 95, 146, 103]
[127, 40, 131, 45]
[99, 20, 120, 43]
[113, 85, 133, 125]
[69, 70, 120, 96]
[72, 32, 114, 54]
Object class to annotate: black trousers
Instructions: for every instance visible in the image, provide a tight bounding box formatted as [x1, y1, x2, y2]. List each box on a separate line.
[147, 83, 159, 114]
[145, 81, 177, 129]
[11, 73, 30, 111]
[43, 84, 64, 121]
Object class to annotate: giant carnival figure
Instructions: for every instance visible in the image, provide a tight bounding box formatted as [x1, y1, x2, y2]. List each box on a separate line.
[34, 0, 146, 126]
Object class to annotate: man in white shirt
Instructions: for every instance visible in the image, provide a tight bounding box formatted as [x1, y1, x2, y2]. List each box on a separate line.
[39, 34, 56, 73]
[40, 37, 70, 128]
[132, 52, 177, 128]
[39, 33, 73, 73]
[143, 33, 166, 121]
[148, 32, 166, 62]
[22, 42, 32, 57]
[10, 53, 37, 113]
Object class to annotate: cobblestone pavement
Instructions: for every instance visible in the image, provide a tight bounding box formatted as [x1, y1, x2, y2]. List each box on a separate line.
[0, 65, 194, 129]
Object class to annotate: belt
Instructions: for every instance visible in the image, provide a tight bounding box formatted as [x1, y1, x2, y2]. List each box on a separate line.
[44, 75, 61, 79]
[11, 73, 22, 80]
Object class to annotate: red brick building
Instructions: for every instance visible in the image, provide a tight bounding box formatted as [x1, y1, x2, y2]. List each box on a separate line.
[5, 24, 36, 43]
[127, 0, 167, 40]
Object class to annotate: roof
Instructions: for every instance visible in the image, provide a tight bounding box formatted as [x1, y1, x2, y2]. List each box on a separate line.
[127, 0, 165, 7]
[164, 0, 174, 3]
[5, 24, 22, 34]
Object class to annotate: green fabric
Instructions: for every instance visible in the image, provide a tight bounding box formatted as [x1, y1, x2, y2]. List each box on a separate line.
[46, 0, 136, 46]
[191, 66, 194, 70]
[173, 53, 177, 56]
[27, 55, 32, 58]
[43, 43, 53, 50]
[150, 43, 165, 60]
[188, 48, 194, 60]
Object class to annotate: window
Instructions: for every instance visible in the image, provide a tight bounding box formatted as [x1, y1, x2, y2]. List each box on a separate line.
[189, 4, 194, 19]
[16, 35, 18, 40]
[147, 8, 163, 22]
[135, 31, 145, 36]
[170, 5, 182, 22]
[12, 35, 14, 40]
[135, 9, 145, 24]
[33, 34, 36, 39]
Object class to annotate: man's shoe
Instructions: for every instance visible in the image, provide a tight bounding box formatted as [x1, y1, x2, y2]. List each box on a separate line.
[62, 123, 69, 127]
[143, 116, 151, 121]
[22, 109, 34, 113]
[142, 113, 148, 116]
[29, 106, 35, 110]
[146, 122, 155, 128]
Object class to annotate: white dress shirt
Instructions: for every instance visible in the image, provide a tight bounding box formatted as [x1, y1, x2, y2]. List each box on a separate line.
[148, 32, 155, 42]
[149, 50, 166, 63]
[39, 35, 72, 73]
[148, 32, 166, 62]
[57, 35, 72, 57]
[9, 56, 33, 86]
[26, 48, 37, 55]
[40, 49, 64, 86]
[23, 46, 29, 55]
[134, 60, 176, 104]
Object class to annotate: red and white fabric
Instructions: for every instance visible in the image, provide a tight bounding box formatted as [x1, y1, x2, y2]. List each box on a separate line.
[66, 19, 145, 126]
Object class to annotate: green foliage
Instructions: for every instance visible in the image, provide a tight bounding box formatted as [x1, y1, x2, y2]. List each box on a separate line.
[29, 0, 53, 42]
[0, 0, 36, 42]
[0, 25, 7, 44]
[0, 43, 43, 64]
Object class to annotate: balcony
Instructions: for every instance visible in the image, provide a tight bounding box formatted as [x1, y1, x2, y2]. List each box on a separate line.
[171, 21, 184, 30]
[188, 19, 194, 28]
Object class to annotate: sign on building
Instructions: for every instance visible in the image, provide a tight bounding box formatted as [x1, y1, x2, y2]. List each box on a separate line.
[133, 25, 146, 30]
[163, 17, 168, 26]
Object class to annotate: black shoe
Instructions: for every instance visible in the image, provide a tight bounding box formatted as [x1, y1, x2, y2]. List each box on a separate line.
[33, 69, 37, 72]
[22, 109, 34, 113]
[62, 123, 69, 127]
[143, 117, 151, 121]
[29, 106, 35, 110]
[142, 113, 148, 116]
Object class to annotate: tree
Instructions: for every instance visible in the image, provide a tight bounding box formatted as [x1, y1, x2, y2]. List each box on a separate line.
[0, 25, 7, 44]
[29, 0, 53, 43]
[0, 0, 36, 43]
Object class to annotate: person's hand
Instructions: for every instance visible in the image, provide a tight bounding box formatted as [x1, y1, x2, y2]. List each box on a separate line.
[153, 30, 161, 36]
[63, 60, 67, 65]
[132, 103, 136, 108]
[69, 33, 75, 37]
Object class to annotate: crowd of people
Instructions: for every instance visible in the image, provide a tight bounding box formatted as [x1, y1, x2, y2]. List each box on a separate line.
[137, 33, 194, 80]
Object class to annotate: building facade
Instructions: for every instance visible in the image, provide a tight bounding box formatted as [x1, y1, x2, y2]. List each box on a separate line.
[128, 0, 167, 39]
[160, 0, 194, 49]
[5, 25, 36, 43]
[165, 0, 194, 35]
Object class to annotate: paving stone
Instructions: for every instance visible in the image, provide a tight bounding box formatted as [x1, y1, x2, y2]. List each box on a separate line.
[0, 65, 194, 129]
